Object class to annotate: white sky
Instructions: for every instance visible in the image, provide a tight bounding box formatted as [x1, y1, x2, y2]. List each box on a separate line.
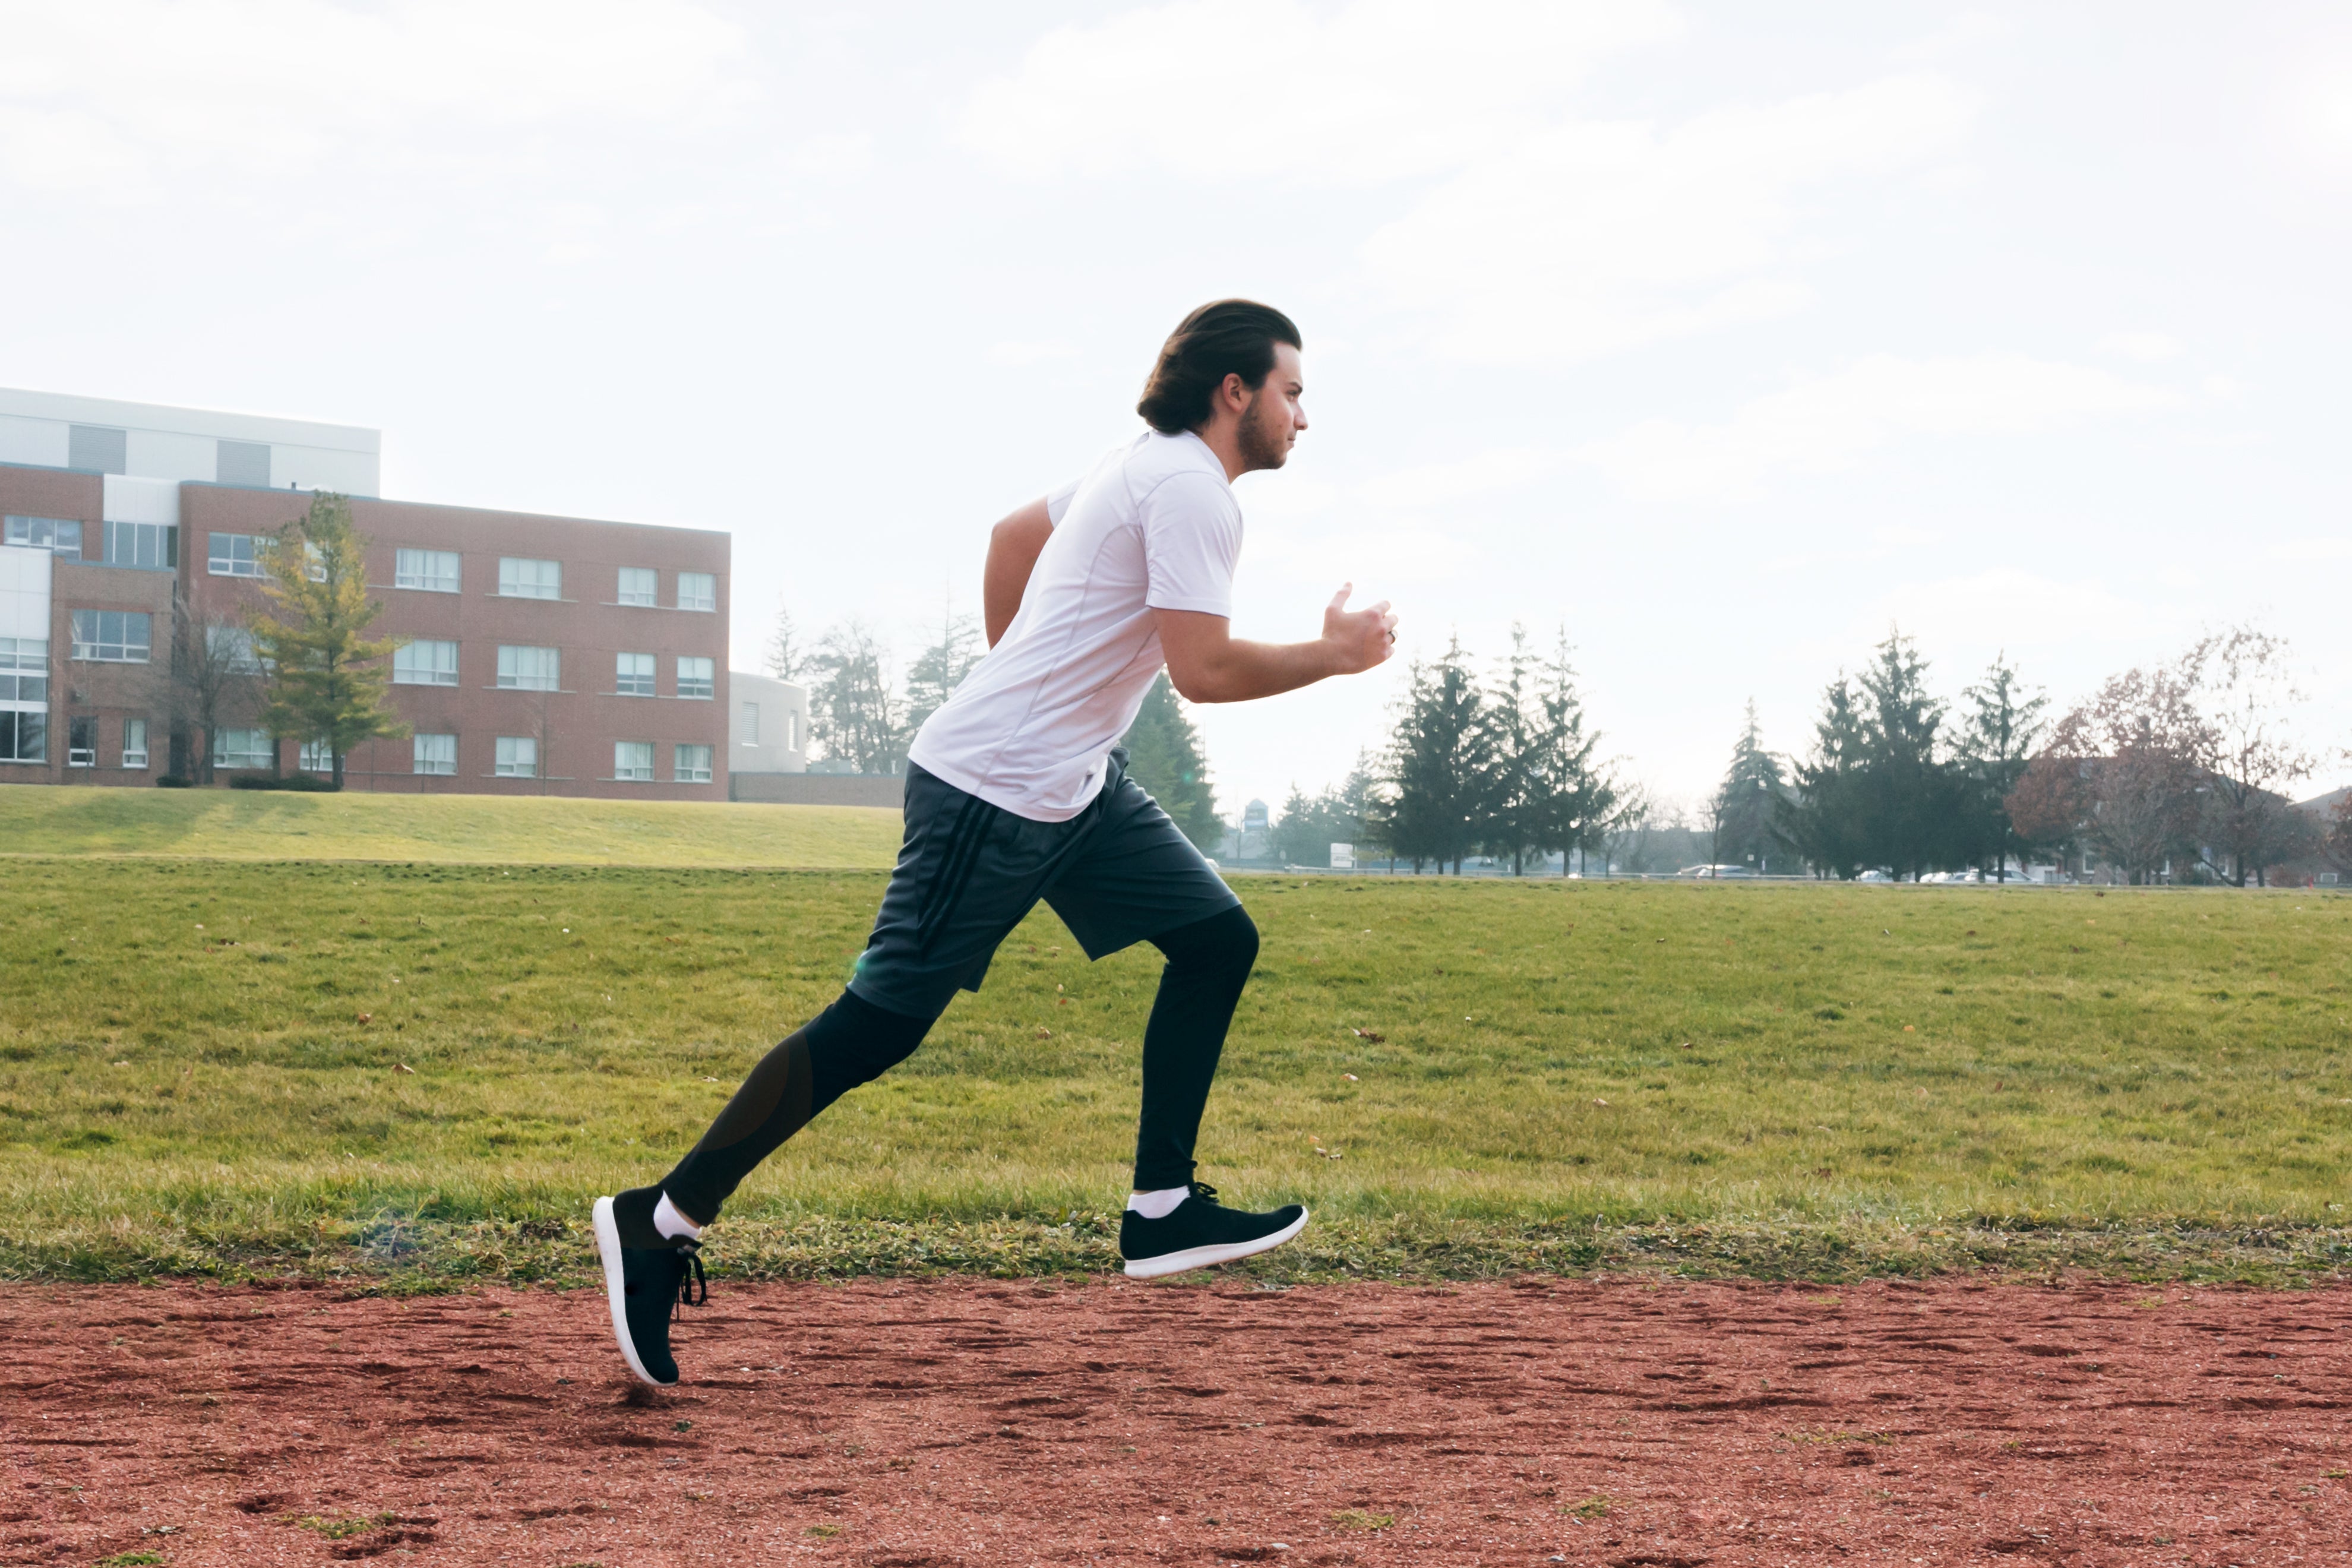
[5, 1, 2350, 818]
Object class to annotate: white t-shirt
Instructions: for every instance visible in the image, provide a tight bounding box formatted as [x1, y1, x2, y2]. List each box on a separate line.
[908, 429, 1241, 821]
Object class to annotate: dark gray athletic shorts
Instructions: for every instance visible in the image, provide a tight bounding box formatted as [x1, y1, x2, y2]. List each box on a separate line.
[846, 749, 1242, 1021]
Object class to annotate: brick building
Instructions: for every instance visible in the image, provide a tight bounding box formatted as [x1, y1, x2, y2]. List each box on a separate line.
[1, 388, 730, 801]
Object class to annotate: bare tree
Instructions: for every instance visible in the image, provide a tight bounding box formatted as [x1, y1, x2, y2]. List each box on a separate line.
[2177, 625, 2316, 886]
[808, 619, 903, 773]
[2014, 663, 2206, 884]
[160, 589, 260, 784]
[764, 600, 807, 684]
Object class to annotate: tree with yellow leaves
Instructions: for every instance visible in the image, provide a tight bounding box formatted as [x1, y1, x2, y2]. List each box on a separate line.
[249, 492, 407, 788]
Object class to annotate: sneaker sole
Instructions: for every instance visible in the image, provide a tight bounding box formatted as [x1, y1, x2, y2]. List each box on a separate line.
[592, 1196, 672, 1387]
[1122, 1207, 1310, 1280]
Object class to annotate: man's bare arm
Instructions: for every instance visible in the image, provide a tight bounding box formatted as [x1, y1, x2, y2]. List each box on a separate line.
[982, 499, 1054, 647]
[1153, 586, 1397, 705]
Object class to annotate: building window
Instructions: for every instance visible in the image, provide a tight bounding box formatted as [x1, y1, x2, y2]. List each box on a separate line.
[70, 610, 152, 663]
[104, 520, 178, 571]
[616, 651, 655, 696]
[740, 701, 758, 745]
[207, 625, 264, 674]
[495, 736, 538, 778]
[413, 733, 457, 776]
[785, 710, 800, 751]
[216, 439, 270, 487]
[614, 741, 655, 782]
[0, 712, 44, 763]
[68, 424, 127, 474]
[122, 718, 148, 769]
[67, 715, 96, 767]
[674, 743, 713, 784]
[207, 532, 266, 577]
[497, 557, 562, 600]
[495, 644, 559, 691]
[213, 728, 272, 770]
[396, 548, 461, 593]
[299, 739, 335, 773]
[0, 638, 48, 704]
[676, 656, 714, 699]
[676, 571, 716, 612]
[618, 566, 657, 606]
[4, 516, 83, 559]
[394, 638, 460, 687]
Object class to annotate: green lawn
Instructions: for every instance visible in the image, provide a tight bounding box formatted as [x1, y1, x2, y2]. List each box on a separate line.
[0, 783, 900, 868]
[4, 853, 2349, 1285]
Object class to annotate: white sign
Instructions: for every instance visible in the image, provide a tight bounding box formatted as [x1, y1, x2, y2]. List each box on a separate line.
[1330, 842, 1354, 870]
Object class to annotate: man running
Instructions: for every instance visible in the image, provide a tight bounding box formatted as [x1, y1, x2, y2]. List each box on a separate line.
[595, 299, 1397, 1387]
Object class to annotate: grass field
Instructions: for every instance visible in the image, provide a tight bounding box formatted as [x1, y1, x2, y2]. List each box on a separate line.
[0, 783, 901, 867]
[5, 833, 2350, 1286]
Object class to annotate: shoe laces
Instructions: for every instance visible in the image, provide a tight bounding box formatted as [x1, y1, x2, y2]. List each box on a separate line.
[1187, 1181, 1222, 1209]
[673, 1241, 706, 1322]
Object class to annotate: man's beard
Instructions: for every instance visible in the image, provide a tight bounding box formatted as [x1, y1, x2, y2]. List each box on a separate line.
[1237, 392, 1289, 470]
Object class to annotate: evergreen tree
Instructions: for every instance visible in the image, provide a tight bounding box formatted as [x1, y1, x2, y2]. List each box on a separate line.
[1528, 629, 1617, 875]
[1711, 700, 1793, 872]
[248, 493, 407, 787]
[808, 620, 902, 772]
[1781, 674, 1868, 878]
[1384, 636, 1496, 874]
[1956, 653, 2048, 879]
[1118, 673, 1223, 852]
[1481, 626, 1546, 875]
[902, 605, 983, 734]
[1270, 753, 1386, 868]
[1852, 629, 1966, 878]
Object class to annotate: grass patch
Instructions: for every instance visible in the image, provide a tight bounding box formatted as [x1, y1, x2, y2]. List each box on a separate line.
[1329, 1509, 1395, 1529]
[0, 783, 898, 868]
[4, 856, 2351, 1283]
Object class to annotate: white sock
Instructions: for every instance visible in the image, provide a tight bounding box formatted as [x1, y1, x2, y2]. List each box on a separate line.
[653, 1191, 704, 1241]
[1126, 1186, 1190, 1221]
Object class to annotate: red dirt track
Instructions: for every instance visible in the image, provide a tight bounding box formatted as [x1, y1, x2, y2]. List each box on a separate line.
[5, 1277, 2350, 1566]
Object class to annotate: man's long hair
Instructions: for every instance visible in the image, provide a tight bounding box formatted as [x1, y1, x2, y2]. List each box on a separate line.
[1137, 299, 1301, 435]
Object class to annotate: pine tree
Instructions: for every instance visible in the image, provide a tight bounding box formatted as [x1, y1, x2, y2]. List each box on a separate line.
[1781, 675, 1868, 878]
[1711, 700, 1791, 872]
[1853, 629, 1965, 878]
[1529, 629, 1617, 875]
[1481, 626, 1545, 875]
[247, 493, 407, 787]
[1118, 673, 1222, 852]
[1957, 653, 2048, 880]
[1384, 636, 1496, 874]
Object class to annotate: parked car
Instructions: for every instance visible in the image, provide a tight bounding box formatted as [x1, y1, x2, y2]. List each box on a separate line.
[1678, 864, 1759, 878]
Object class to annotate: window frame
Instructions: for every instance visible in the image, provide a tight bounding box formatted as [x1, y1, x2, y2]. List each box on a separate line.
[494, 735, 539, 778]
[413, 732, 458, 776]
[494, 644, 561, 691]
[676, 656, 715, 700]
[4, 516, 83, 559]
[206, 532, 265, 578]
[69, 609, 153, 664]
[496, 557, 563, 600]
[0, 710, 45, 764]
[617, 566, 657, 607]
[614, 740, 656, 782]
[676, 571, 716, 612]
[0, 637, 48, 706]
[103, 520, 178, 571]
[394, 547, 463, 593]
[122, 717, 148, 770]
[615, 650, 656, 697]
[67, 715, 97, 768]
[213, 727, 273, 771]
[393, 638, 461, 688]
[674, 743, 713, 784]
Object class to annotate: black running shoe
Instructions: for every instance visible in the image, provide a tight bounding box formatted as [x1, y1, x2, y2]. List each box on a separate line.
[1118, 1183, 1308, 1279]
[592, 1188, 706, 1387]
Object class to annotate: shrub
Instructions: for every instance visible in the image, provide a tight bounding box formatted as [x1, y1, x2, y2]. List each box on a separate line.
[155, 774, 192, 789]
[227, 773, 341, 792]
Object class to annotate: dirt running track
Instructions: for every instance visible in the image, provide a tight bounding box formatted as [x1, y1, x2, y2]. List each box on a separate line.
[5, 1277, 2350, 1567]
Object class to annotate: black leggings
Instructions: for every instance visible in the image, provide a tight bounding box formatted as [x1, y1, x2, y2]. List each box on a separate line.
[659, 904, 1259, 1224]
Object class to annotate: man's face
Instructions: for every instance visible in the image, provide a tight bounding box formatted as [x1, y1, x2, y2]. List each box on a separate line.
[1237, 343, 1307, 472]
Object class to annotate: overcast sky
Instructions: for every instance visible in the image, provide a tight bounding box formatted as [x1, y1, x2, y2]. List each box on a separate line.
[5, 2, 2349, 818]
